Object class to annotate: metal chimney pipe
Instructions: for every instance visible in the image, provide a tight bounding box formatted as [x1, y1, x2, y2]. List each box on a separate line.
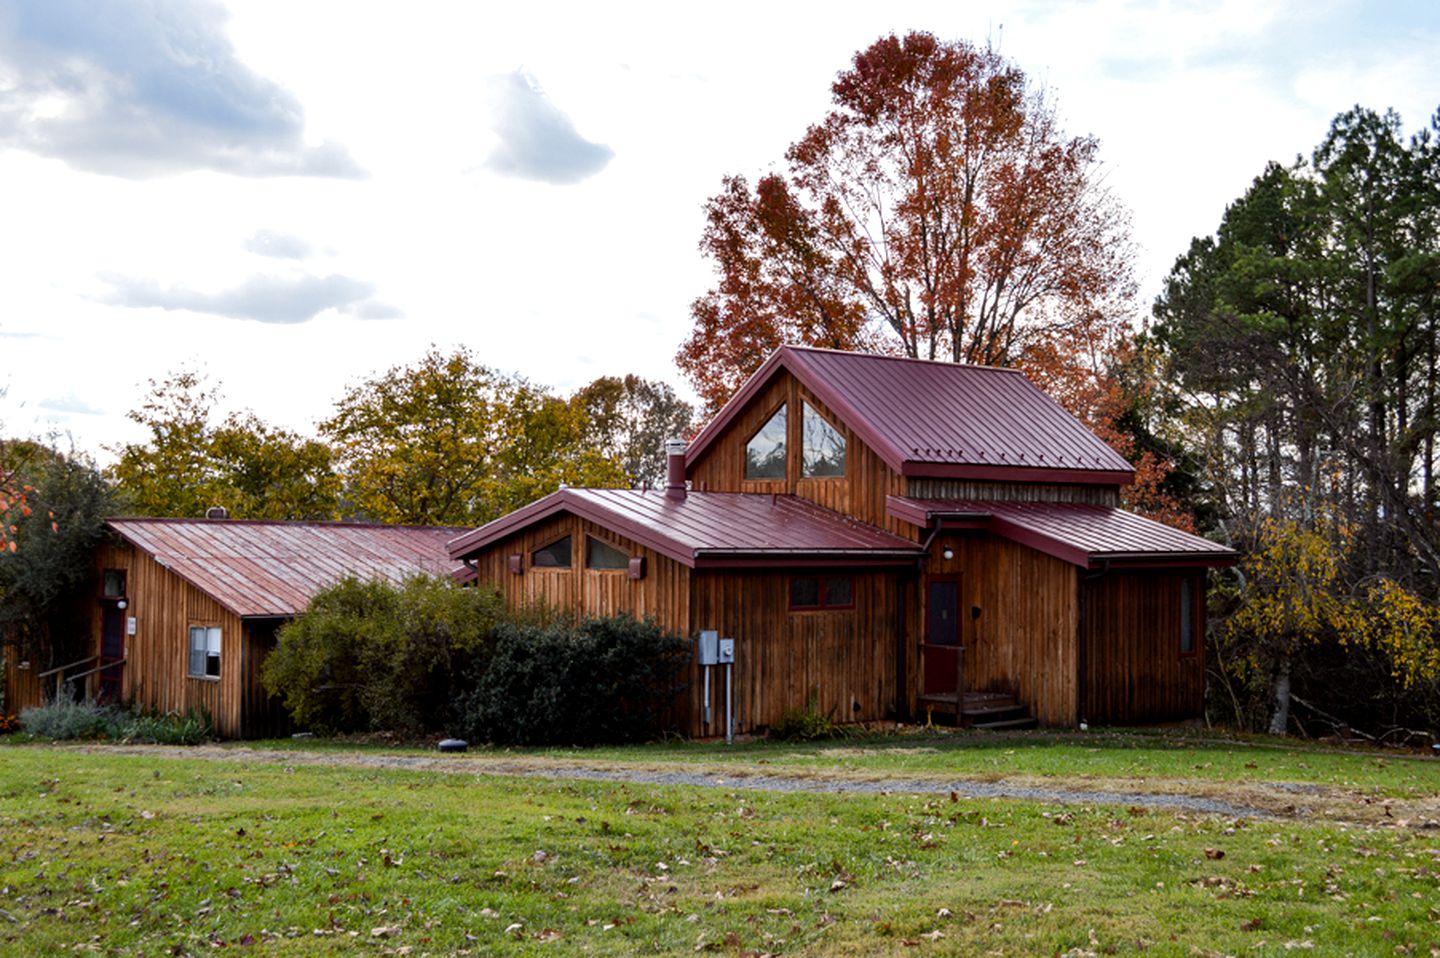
[664, 438, 687, 500]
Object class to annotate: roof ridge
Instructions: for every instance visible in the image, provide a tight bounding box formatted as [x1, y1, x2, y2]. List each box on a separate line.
[107, 516, 468, 532]
[782, 344, 1026, 374]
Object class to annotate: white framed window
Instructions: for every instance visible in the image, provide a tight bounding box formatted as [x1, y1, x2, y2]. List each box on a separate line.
[188, 626, 221, 679]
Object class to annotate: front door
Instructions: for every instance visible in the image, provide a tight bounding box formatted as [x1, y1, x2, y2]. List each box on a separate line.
[98, 604, 124, 703]
[922, 576, 963, 697]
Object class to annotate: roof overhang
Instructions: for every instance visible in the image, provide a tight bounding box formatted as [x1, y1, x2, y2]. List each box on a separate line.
[885, 497, 1238, 570]
[899, 460, 1134, 485]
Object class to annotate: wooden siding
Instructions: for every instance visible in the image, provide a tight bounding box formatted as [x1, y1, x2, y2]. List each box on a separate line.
[88, 539, 285, 738]
[907, 478, 1121, 506]
[1082, 571, 1206, 724]
[924, 532, 1079, 726]
[687, 370, 913, 537]
[465, 514, 691, 637]
[687, 569, 905, 737]
[2, 652, 43, 715]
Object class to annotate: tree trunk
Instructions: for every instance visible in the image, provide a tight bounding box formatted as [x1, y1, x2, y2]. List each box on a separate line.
[1268, 654, 1293, 736]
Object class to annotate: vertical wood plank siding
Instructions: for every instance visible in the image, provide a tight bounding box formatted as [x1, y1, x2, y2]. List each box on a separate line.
[925, 532, 1079, 726]
[906, 478, 1121, 506]
[2, 653, 43, 714]
[687, 371, 914, 537]
[465, 515, 691, 637]
[687, 569, 902, 737]
[1082, 572, 1205, 724]
[90, 539, 266, 737]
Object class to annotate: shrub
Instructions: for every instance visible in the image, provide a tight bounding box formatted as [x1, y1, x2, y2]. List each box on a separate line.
[263, 575, 506, 734]
[769, 692, 846, 741]
[117, 708, 213, 745]
[461, 614, 690, 746]
[21, 699, 121, 739]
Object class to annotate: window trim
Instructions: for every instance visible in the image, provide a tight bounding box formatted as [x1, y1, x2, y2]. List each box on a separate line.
[584, 534, 631, 572]
[743, 401, 789, 482]
[799, 400, 846, 479]
[789, 574, 856, 612]
[187, 624, 222, 681]
[530, 534, 574, 571]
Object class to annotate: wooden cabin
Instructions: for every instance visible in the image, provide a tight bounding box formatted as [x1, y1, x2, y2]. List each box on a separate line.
[14, 518, 462, 737]
[451, 346, 1236, 735]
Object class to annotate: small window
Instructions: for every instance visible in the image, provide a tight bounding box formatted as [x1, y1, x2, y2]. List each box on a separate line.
[532, 536, 573, 569]
[188, 626, 221, 679]
[801, 402, 845, 477]
[1179, 578, 1195, 655]
[790, 575, 855, 610]
[103, 570, 126, 598]
[586, 536, 630, 570]
[745, 405, 788, 480]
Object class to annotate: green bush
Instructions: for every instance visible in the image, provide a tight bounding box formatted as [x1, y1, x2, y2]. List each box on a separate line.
[263, 575, 506, 734]
[117, 708, 213, 745]
[461, 614, 689, 746]
[769, 691, 847, 741]
[21, 699, 121, 739]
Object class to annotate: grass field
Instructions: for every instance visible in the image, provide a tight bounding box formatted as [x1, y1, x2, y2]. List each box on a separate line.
[2, 733, 1438, 956]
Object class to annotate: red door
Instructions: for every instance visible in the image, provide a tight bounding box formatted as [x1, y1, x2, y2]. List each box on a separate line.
[98, 604, 125, 703]
[922, 576, 963, 697]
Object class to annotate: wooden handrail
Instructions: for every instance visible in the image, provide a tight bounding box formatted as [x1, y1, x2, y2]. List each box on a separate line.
[37, 655, 98, 679]
[61, 658, 127, 684]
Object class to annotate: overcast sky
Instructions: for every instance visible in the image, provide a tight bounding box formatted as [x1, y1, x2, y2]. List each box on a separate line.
[1, 0, 1437, 461]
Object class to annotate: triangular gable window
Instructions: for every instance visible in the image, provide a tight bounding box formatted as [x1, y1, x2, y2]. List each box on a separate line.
[801, 402, 845, 477]
[586, 536, 630, 570]
[745, 404, 787, 480]
[532, 535, 572, 568]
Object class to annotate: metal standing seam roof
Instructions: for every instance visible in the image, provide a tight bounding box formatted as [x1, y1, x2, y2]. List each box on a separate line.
[448, 488, 924, 567]
[685, 346, 1135, 484]
[886, 497, 1238, 568]
[107, 518, 468, 618]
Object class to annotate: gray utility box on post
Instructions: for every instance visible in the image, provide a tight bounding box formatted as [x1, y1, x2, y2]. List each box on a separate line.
[717, 637, 735, 663]
[697, 630, 720, 665]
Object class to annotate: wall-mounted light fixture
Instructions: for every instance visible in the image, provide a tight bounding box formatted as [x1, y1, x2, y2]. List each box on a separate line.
[941, 547, 954, 561]
[117, 599, 128, 610]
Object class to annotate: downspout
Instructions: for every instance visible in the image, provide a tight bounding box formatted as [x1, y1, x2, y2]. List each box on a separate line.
[898, 522, 944, 723]
[1077, 559, 1110, 728]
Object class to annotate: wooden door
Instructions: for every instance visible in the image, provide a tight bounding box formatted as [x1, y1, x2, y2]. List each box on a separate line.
[98, 604, 124, 703]
[922, 576, 963, 697]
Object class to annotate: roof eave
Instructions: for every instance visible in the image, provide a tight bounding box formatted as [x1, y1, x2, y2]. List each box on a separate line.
[1089, 552, 1240, 570]
[694, 549, 922, 569]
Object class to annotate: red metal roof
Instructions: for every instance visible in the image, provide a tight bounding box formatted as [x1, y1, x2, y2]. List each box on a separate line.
[686, 346, 1135, 485]
[448, 488, 923, 568]
[107, 518, 467, 617]
[887, 497, 1237, 568]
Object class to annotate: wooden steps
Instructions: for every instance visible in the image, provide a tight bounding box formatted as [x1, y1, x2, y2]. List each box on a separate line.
[918, 691, 1038, 730]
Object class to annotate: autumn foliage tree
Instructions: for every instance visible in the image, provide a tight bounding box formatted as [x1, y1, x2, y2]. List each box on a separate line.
[678, 31, 1135, 414]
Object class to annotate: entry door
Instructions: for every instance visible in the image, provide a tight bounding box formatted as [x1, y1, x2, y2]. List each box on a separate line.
[922, 576, 963, 696]
[98, 605, 125, 703]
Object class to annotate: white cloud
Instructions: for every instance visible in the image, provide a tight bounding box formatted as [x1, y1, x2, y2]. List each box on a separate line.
[0, 0, 362, 178]
[483, 71, 614, 185]
[245, 229, 313, 260]
[102, 272, 397, 324]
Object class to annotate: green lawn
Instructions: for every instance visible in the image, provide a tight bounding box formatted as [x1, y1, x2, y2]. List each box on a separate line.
[1, 743, 1437, 956]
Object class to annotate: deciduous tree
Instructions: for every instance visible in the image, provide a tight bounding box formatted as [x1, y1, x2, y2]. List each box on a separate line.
[574, 375, 694, 487]
[321, 347, 626, 526]
[678, 31, 1135, 413]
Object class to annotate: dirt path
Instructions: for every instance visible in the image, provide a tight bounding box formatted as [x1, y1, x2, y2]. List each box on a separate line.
[65, 743, 1440, 826]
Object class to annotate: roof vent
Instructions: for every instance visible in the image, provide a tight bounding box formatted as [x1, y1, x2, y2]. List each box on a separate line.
[205, 506, 229, 520]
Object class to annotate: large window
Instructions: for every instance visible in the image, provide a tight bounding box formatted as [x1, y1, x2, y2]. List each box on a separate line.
[801, 402, 845, 477]
[790, 575, 854, 610]
[586, 536, 630, 570]
[745, 405, 788, 480]
[188, 626, 221, 679]
[532, 536, 573, 569]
